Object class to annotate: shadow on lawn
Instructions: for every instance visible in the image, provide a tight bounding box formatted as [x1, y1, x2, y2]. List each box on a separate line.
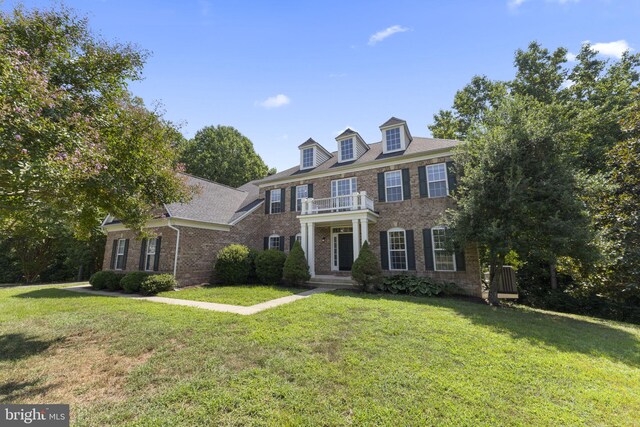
[0, 333, 62, 361]
[12, 288, 97, 299]
[0, 379, 56, 403]
[334, 291, 640, 368]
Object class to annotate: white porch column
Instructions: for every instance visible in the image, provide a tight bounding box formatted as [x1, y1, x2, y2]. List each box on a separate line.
[308, 222, 316, 277]
[352, 218, 360, 260]
[301, 222, 308, 259]
[361, 219, 369, 246]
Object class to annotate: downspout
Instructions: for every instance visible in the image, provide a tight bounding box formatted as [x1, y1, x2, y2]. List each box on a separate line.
[166, 219, 180, 278]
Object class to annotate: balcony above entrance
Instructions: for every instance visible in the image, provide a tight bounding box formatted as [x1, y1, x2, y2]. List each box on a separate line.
[300, 192, 374, 215]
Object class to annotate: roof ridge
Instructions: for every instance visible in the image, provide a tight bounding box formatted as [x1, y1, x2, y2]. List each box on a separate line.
[179, 172, 248, 194]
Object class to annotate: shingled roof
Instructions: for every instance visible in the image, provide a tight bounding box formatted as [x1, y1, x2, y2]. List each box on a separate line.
[379, 116, 406, 128]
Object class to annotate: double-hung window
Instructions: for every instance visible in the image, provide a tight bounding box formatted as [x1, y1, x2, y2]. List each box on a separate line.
[426, 163, 448, 197]
[296, 185, 308, 211]
[115, 239, 126, 270]
[269, 235, 281, 250]
[270, 189, 282, 214]
[388, 229, 408, 270]
[432, 227, 456, 271]
[339, 138, 354, 162]
[385, 171, 403, 202]
[302, 148, 314, 169]
[145, 237, 157, 271]
[385, 128, 401, 152]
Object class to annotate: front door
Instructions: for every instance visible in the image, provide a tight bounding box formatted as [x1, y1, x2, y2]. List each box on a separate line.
[338, 233, 353, 271]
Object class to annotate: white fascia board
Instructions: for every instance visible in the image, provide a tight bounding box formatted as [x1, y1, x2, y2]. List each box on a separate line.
[102, 217, 231, 233]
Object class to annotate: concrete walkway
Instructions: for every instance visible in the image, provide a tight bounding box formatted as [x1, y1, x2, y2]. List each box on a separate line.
[62, 285, 336, 315]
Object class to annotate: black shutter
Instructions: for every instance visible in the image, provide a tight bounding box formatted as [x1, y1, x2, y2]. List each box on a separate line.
[455, 248, 466, 272]
[446, 161, 457, 195]
[139, 238, 147, 270]
[279, 236, 285, 251]
[110, 240, 117, 269]
[380, 231, 389, 270]
[307, 183, 313, 198]
[423, 229, 434, 271]
[290, 235, 296, 250]
[406, 230, 416, 270]
[154, 237, 162, 271]
[264, 190, 271, 214]
[264, 237, 269, 250]
[377, 172, 386, 202]
[418, 166, 428, 197]
[122, 239, 129, 269]
[280, 189, 286, 212]
[402, 168, 411, 200]
[290, 186, 296, 212]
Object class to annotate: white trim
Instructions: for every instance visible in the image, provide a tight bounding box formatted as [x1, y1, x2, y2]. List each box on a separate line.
[383, 127, 404, 154]
[295, 184, 309, 212]
[431, 226, 456, 272]
[268, 234, 281, 251]
[167, 219, 180, 277]
[115, 238, 126, 270]
[102, 217, 231, 232]
[270, 188, 282, 214]
[330, 226, 354, 271]
[384, 170, 403, 202]
[144, 237, 157, 271]
[338, 138, 355, 163]
[300, 147, 316, 170]
[425, 163, 449, 198]
[387, 228, 408, 271]
[258, 148, 453, 188]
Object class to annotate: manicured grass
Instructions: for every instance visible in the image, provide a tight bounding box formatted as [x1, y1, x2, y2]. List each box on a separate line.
[0, 284, 639, 426]
[158, 284, 304, 306]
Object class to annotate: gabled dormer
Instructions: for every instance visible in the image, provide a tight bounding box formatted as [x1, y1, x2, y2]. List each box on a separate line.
[298, 138, 331, 170]
[335, 128, 369, 163]
[380, 117, 413, 154]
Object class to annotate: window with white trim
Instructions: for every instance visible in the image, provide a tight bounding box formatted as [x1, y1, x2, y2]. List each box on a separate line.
[296, 185, 308, 211]
[385, 171, 403, 202]
[295, 233, 301, 243]
[426, 163, 448, 198]
[115, 239, 126, 270]
[145, 237, 157, 271]
[270, 189, 282, 214]
[432, 227, 456, 271]
[331, 177, 357, 209]
[302, 148, 314, 169]
[388, 229, 408, 271]
[269, 235, 281, 250]
[339, 138, 354, 162]
[385, 128, 401, 152]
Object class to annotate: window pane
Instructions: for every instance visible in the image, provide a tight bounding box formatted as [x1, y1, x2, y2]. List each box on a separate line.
[386, 128, 401, 151]
[435, 252, 455, 271]
[429, 181, 447, 197]
[302, 148, 314, 168]
[426, 163, 448, 197]
[269, 236, 280, 250]
[270, 190, 281, 213]
[385, 171, 402, 202]
[388, 230, 407, 270]
[340, 138, 354, 161]
[296, 185, 308, 211]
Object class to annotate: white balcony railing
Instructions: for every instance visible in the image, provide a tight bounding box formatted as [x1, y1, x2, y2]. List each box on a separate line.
[300, 192, 374, 215]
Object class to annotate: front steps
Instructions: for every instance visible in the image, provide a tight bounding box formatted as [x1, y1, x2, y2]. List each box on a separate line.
[307, 275, 358, 290]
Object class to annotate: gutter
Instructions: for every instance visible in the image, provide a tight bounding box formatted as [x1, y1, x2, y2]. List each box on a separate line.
[166, 219, 180, 278]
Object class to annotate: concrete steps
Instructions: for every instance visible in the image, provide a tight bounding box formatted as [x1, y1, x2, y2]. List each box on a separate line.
[307, 275, 358, 290]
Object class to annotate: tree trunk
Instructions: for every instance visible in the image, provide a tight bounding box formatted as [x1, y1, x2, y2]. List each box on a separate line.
[487, 256, 504, 306]
[550, 261, 557, 290]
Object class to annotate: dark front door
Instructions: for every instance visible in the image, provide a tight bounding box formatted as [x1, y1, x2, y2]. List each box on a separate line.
[338, 233, 353, 271]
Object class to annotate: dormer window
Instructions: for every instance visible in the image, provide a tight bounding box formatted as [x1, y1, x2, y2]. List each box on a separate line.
[385, 128, 401, 152]
[302, 147, 314, 169]
[339, 138, 354, 162]
[299, 138, 330, 170]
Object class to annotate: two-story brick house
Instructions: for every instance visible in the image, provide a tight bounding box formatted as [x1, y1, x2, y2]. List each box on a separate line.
[101, 118, 482, 296]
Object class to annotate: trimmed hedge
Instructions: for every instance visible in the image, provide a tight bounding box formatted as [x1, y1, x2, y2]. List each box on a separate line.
[139, 274, 176, 295]
[379, 274, 457, 297]
[255, 249, 287, 285]
[351, 241, 382, 293]
[283, 241, 310, 285]
[121, 271, 151, 293]
[89, 271, 123, 291]
[214, 244, 251, 285]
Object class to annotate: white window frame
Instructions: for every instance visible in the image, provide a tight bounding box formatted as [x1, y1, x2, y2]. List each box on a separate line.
[385, 127, 402, 153]
[295, 233, 301, 243]
[144, 237, 157, 271]
[387, 228, 408, 271]
[269, 234, 281, 251]
[301, 147, 315, 169]
[384, 170, 403, 202]
[338, 138, 354, 162]
[270, 189, 282, 214]
[431, 226, 456, 272]
[331, 177, 357, 210]
[115, 238, 126, 270]
[426, 163, 449, 198]
[296, 185, 308, 212]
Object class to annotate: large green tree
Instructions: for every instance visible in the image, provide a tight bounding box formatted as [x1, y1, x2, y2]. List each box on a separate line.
[180, 125, 269, 187]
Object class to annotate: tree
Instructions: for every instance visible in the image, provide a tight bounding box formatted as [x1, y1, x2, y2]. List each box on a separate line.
[181, 125, 269, 187]
[283, 241, 310, 286]
[351, 241, 383, 293]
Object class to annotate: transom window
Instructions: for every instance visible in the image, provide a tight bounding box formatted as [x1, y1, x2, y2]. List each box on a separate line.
[339, 138, 354, 162]
[115, 239, 126, 270]
[302, 148, 314, 169]
[145, 237, 157, 271]
[388, 229, 408, 271]
[296, 185, 308, 211]
[426, 163, 448, 197]
[385, 171, 403, 202]
[269, 235, 281, 250]
[432, 227, 456, 271]
[385, 128, 401, 152]
[270, 189, 282, 214]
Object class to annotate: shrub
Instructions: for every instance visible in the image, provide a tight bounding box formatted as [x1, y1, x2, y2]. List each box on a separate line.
[139, 274, 176, 295]
[121, 271, 151, 293]
[255, 249, 287, 285]
[283, 241, 310, 285]
[214, 244, 251, 285]
[247, 248, 259, 283]
[379, 274, 457, 297]
[351, 241, 382, 292]
[89, 270, 123, 291]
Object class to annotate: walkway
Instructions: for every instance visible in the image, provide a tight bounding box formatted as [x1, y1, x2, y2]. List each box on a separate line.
[62, 285, 336, 315]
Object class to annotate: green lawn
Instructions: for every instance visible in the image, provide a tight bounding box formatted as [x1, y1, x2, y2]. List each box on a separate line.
[158, 284, 303, 306]
[0, 284, 638, 426]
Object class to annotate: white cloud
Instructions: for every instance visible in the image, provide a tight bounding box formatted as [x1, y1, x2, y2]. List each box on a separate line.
[591, 40, 632, 59]
[257, 94, 290, 109]
[368, 25, 410, 46]
[566, 52, 577, 62]
[508, 0, 527, 9]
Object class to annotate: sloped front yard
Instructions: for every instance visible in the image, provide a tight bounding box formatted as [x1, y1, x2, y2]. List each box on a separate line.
[0, 284, 638, 426]
[157, 284, 304, 306]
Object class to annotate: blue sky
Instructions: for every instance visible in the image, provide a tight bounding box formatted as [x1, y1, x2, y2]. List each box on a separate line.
[3, 0, 639, 172]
